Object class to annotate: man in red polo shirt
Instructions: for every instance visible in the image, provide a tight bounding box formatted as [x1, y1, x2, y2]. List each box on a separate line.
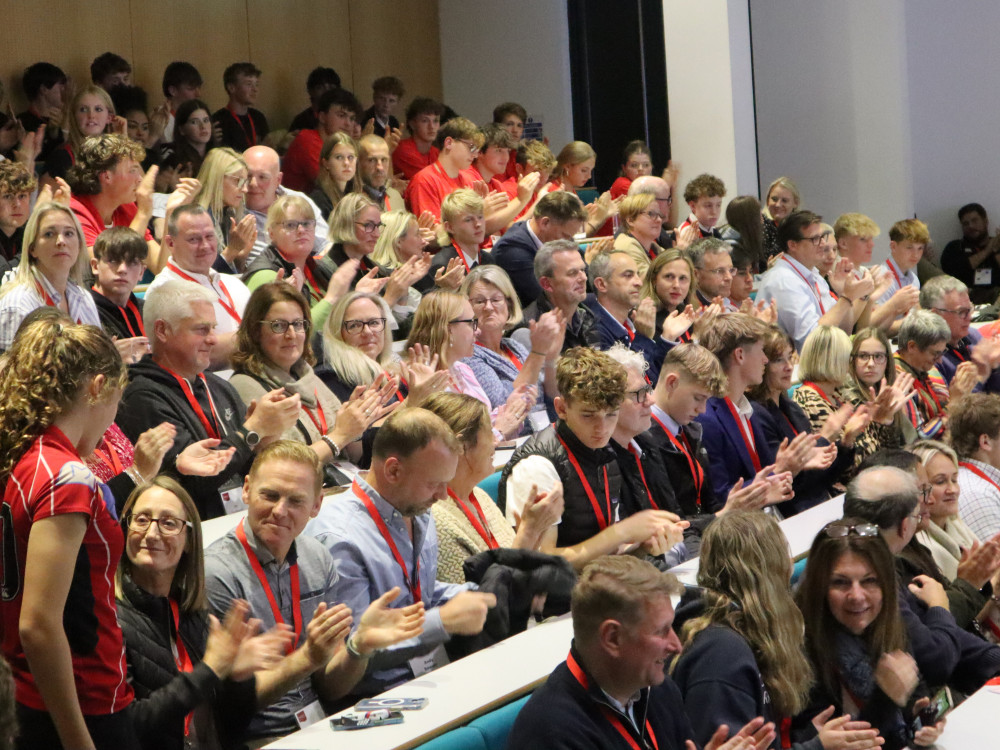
[281, 88, 360, 193]
[391, 97, 443, 181]
[67, 134, 171, 273]
[468, 123, 540, 238]
[404, 117, 484, 220]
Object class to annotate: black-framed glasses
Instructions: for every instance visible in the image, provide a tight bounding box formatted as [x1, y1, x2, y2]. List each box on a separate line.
[853, 352, 888, 364]
[449, 317, 479, 329]
[343, 317, 387, 334]
[823, 522, 879, 538]
[640, 210, 666, 222]
[356, 221, 385, 233]
[655, 194, 674, 206]
[262, 318, 309, 334]
[798, 234, 826, 246]
[627, 385, 654, 403]
[469, 295, 507, 309]
[280, 219, 316, 232]
[457, 138, 480, 154]
[699, 266, 736, 277]
[126, 513, 192, 536]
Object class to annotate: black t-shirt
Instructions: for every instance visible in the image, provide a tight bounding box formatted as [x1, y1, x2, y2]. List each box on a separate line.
[211, 107, 269, 151]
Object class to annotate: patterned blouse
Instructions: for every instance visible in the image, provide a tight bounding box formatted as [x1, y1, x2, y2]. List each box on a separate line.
[431, 486, 516, 584]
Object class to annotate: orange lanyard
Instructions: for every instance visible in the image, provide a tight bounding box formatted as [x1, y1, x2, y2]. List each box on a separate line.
[651, 413, 704, 507]
[92, 437, 124, 476]
[235, 523, 301, 654]
[353, 480, 422, 601]
[724, 397, 762, 472]
[165, 368, 221, 439]
[566, 651, 658, 750]
[302, 390, 328, 434]
[167, 263, 242, 324]
[557, 433, 612, 530]
[627, 444, 658, 510]
[447, 488, 499, 549]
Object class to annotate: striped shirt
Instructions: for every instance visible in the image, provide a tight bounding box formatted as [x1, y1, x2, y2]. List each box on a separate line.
[0, 272, 100, 350]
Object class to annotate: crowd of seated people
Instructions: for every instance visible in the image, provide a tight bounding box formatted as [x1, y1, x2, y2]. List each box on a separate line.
[4, 49, 1000, 750]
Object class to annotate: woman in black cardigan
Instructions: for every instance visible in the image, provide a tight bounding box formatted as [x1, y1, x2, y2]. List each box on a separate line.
[116, 477, 289, 750]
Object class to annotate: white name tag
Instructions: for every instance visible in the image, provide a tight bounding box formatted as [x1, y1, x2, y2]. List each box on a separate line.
[976, 267, 993, 286]
[294, 700, 325, 729]
[408, 644, 449, 677]
[220, 486, 246, 515]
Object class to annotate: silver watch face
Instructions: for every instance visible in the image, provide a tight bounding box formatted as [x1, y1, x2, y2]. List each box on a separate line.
[245, 430, 260, 447]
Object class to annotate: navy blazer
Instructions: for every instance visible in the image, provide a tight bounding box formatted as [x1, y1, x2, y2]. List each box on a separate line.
[696, 396, 775, 493]
[492, 220, 542, 307]
[584, 296, 669, 384]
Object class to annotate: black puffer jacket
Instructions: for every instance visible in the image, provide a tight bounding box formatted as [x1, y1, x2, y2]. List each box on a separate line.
[117, 574, 256, 750]
[498, 421, 623, 548]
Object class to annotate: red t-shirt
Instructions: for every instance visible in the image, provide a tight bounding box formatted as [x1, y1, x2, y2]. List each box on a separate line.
[610, 176, 632, 199]
[1, 425, 133, 714]
[281, 128, 324, 193]
[70, 194, 154, 249]
[503, 150, 519, 181]
[404, 161, 477, 219]
[392, 138, 439, 181]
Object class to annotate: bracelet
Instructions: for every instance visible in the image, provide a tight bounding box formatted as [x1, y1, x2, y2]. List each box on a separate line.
[321, 435, 341, 459]
[840, 294, 854, 304]
[530, 350, 548, 356]
[125, 465, 146, 485]
[345, 633, 369, 660]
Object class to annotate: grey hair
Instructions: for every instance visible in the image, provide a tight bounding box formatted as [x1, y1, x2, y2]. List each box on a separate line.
[588, 250, 629, 285]
[919, 275, 969, 310]
[460, 264, 523, 329]
[688, 237, 730, 268]
[897, 308, 950, 351]
[534, 239, 582, 280]
[143, 279, 217, 340]
[603, 341, 649, 377]
[165, 203, 210, 238]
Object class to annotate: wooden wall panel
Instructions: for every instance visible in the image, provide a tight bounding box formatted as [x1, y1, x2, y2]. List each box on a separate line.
[348, 0, 444, 116]
[246, 0, 353, 131]
[0, 0, 441, 135]
[128, 0, 250, 112]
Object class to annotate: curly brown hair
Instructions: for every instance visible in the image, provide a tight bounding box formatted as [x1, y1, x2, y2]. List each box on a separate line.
[0, 319, 126, 484]
[231, 282, 315, 378]
[556, 347, 627, 410]
[66, 133, 146, 196]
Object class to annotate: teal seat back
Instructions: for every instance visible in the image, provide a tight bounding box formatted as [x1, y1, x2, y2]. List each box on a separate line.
[467, 695, 531, 750]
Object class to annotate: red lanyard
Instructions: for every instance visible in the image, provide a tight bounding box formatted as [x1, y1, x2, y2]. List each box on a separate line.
[235, 523, 301, 654]
[447, 488, 499, 549]
[556, 433, 612, 530]
[386, 370, 406, 403]
[303, 258, 323, 303]
[779, 717, 793, 749]
[90, 287, 146, 336]
[167, 263, 242, 324]
[960, 461, 1000, 495]
[501, 344, 523, 371]
[628, 444, 658, 510]
[566, 651, 659, 750]
[802, 381, 840, 408]
[622, 318, 636, 342]
[302, 390, 328, 435]
[93, 438, 124, 477]
[724, 397, 762, 472]
[886, 259, 903, 290]
[35, 279, 81, 322]
[651, 413, 704, 507]
[353, 481, 422, 601]
[949, 344, 967, 362]
[782, 257, 826, 313]
[227, 106, 258, 146]
[165, 368, 221, 439]
[452, 243, 477, 274]
[914, 374, 944, 413]
[781, 410, 800, 436]
[168, 599, 195, 735]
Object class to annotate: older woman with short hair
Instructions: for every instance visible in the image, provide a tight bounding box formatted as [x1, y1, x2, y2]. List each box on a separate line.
[460, 265, 561, 422]
[612, 192, 663, 277]
[895, 309, 978, 439]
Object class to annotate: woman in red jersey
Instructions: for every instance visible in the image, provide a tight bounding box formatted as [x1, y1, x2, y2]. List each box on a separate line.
[0, 319, 136, 750]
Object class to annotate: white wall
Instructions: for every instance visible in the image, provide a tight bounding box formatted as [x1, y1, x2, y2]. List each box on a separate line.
[662, 0, 758, 197]
[906, 1, 1000, 249]
[750, 0, 913, 262]
[437, 0, 575, 153]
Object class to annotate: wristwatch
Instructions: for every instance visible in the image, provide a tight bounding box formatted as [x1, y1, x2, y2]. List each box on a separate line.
[244, 429, 261, 448]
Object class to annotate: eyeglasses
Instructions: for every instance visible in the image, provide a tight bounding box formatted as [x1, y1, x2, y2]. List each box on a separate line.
[932, 306, 972, 319]
[655, 194, 674, 206]
[280, 219, 316, 232]
[822, 522, 879, 538]
[640, 210, 666, 221]
[225, 174, 249, 189]
[853, 352, 887, 364]
[798, 234, 826, 246]
[919, 484, 933, 503]
[343, 317, 386, 334]
[449, 317, 479, 329]
[733, 267, 754, 279]
[457, 139, 480, 155]
[627, 385, 654, 403]
[261, 318, 309, 334]
[699, 266, 736, 277]
[469, 295, 507, 309]
[126, 513, 192, 536]
[356, 221, 385, 233]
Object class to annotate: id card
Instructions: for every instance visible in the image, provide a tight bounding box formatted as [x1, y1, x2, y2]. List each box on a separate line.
[294, 700, 325, 729]
[219, 485, 246, 515]
[976, 267, 993, 286]
[408, 644, 449, 677]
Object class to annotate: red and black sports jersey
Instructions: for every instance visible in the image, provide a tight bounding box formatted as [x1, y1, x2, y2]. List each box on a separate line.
[1, 425, 133, 714]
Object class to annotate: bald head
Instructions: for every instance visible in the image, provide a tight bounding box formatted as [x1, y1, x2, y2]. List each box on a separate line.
[244, 146, 282, 212]
[629, 176, 672, 218]
[850, 466, 917, 504]
[843, 465, 921, 551]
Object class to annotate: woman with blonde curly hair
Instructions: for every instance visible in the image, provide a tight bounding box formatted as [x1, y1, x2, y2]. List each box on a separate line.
[0, 318, 138, 749]
[193, 147, 256, 273]
[673, 511, 882, 750]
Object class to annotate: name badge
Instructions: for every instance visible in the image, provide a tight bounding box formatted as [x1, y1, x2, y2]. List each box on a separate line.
[408, 644, 449, 677]
[976, 267, 992, 286]
[219, 485, 246, 515]
[294, 700, 326, 729]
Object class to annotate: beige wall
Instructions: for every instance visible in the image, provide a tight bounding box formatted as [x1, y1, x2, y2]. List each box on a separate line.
[1, 0, 442, 131]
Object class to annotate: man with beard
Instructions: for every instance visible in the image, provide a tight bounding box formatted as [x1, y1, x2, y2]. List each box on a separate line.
[941, 202, 1000, 304]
